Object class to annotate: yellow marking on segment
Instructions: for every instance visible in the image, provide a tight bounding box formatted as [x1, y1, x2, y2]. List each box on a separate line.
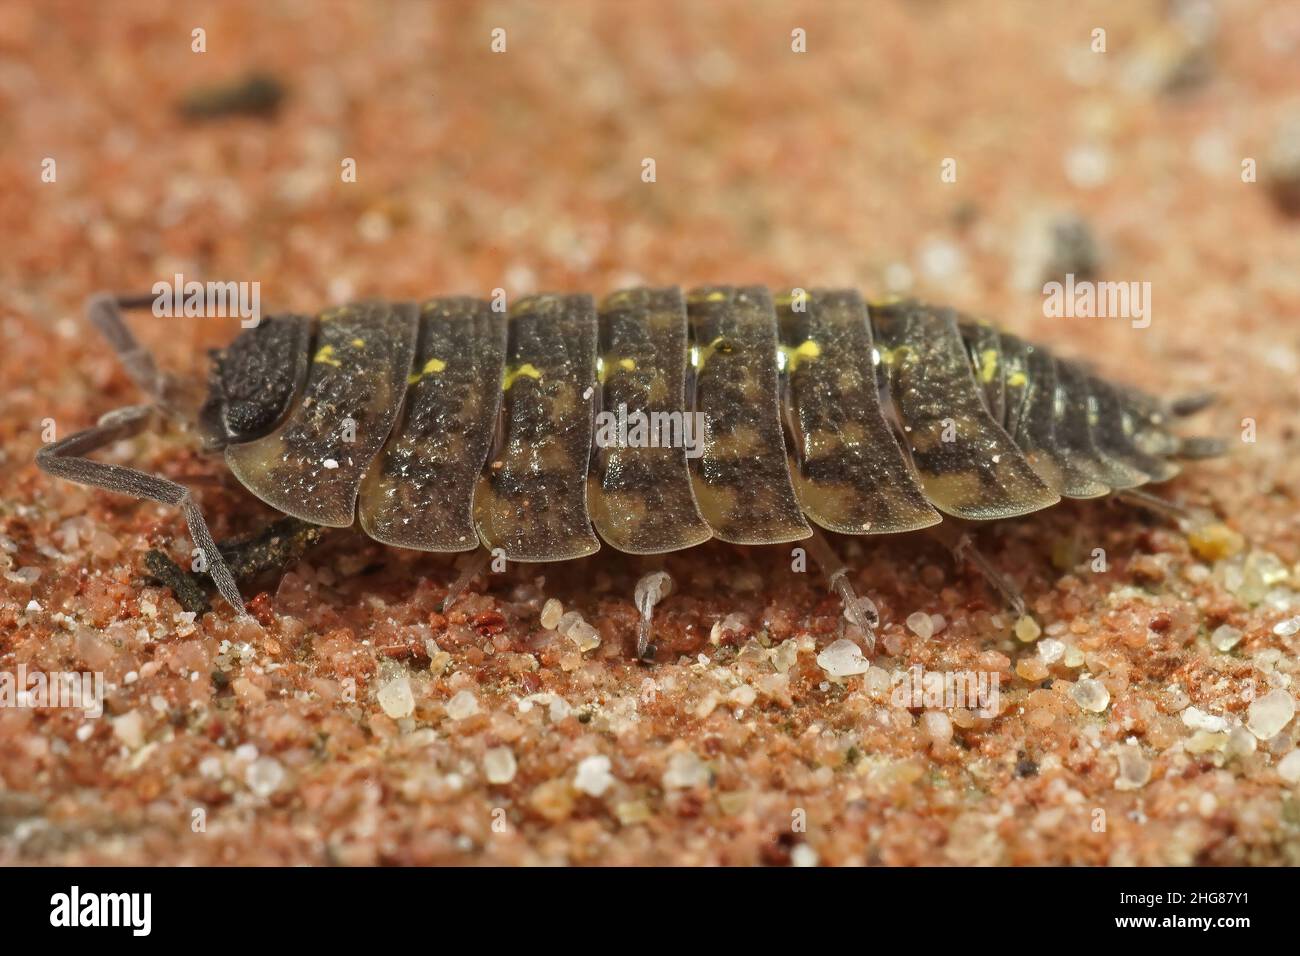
[407, 357, 447, 384]
[687, 290, 729, 305]
[502, 363, 542, 389]
[313, 344, 342, 367]
[979, 348, 999, 383]
[779, 339, 821, 373]
[320, 307, 347, 321]
[1007, 370, 1028, 388]
[351, 337, 366, 348]
[691, 336, 729, 370]
[596, 356, 637, 383]
[878, 345, 912, 366]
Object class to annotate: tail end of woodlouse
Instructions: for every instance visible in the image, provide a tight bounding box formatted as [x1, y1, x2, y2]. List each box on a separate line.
[1176, 435, 1228, 459]
[1167, 391, 1217, 417]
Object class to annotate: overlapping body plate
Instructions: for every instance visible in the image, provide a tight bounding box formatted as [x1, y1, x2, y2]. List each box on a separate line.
[226, 302, 419, 527]
[358, 297, 507, 551]
[473, 294, 601, 561]
[959, 319, 1007, 425]
[997, 332, 1033, 440]
[1054, 360, 1147, 490]
[686, 286, 812, 544]
[871, 301, 1059, 520]
[589, 287, 712, 553]
[777, 289, 940, 534]
[1012, 342, 1110, 499]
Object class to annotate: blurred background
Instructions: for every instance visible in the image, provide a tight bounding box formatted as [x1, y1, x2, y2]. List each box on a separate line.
[3, 0, 1298, 382]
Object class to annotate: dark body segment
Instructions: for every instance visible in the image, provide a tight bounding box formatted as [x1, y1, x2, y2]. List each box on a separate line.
[957, 319, 1006, 425]
[686, 286, 812, 544]
[1054, 360, 1148, 490]
[226, 302, 419, 527]
[777, 289, 941, 534]
[997, 333, 1033, 441]
[474, 293, 601, 561]
[1087, 375, 1181, 484]
[1007, 338, 1110, 499]
[589, 287, 713, 554]
[871, 300, 1059, 520]
[358, 297, 507, 551]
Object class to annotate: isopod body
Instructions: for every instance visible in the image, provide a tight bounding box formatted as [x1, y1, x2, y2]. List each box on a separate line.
[37, 285, 1219, 640]
[198, 286, 1210, 557]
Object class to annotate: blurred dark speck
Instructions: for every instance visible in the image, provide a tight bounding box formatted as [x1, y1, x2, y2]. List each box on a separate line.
[179, 72, 286, 120]
[1267, 117, 1300, 218]
[1042, 215, 1100, 285]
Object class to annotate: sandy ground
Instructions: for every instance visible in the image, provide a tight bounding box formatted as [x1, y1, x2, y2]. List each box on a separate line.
[2, 0, 1300, 865]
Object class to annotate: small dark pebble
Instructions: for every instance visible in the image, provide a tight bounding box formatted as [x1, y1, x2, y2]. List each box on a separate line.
[1016, 750, 1039, 777]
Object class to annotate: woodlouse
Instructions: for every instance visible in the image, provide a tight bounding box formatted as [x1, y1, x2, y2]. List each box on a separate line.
[37, 286, 1222, 658]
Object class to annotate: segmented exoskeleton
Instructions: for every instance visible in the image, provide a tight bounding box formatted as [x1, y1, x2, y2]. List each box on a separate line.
[37, 286, 1220, 657]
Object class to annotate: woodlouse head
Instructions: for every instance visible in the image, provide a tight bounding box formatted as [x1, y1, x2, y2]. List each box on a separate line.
[197, 315, 311, 450]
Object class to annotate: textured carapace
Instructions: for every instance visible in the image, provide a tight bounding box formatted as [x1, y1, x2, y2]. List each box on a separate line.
[199, 286, 1213, 561]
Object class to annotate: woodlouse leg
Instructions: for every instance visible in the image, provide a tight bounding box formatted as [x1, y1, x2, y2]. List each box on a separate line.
[35, 404, 248, 616]
[633, 571, 673, 661]
[1114, 488, 1216, 530]
[927, 522, 1027, 619]
[442, 546, 491, 613]
[804, 528, 879, 655]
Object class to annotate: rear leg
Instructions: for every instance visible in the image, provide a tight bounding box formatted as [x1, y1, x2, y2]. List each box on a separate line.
[441, 546, 493, 613]
[36, 404, 247, 615]
[804, 528, 881, 655]
[633, 570, 674, 661]
[1113, 487, 1211, 526]
[927, 521, 1027, 619]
